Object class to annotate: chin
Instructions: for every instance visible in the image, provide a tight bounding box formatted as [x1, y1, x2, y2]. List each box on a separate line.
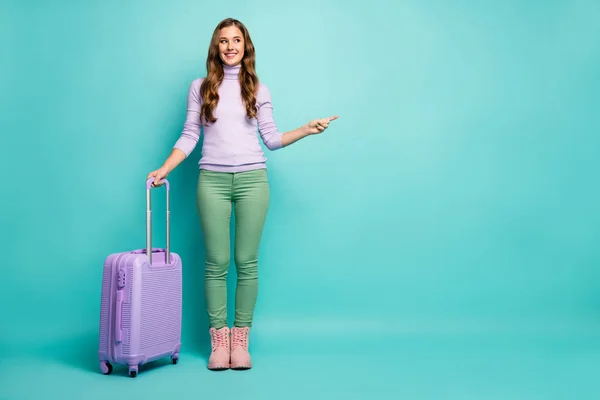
[222, 56, 242, 66]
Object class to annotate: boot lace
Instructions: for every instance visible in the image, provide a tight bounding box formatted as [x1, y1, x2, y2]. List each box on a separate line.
[211, 329, 229, 350]
[231, 327, 249, 350]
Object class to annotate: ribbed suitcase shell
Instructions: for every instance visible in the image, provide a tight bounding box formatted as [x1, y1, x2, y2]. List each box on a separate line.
[98, 178, 182, 377]
[98, 249, 181, 377]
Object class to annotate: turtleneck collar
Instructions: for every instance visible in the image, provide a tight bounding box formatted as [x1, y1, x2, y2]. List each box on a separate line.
[223, 63, 241, 80]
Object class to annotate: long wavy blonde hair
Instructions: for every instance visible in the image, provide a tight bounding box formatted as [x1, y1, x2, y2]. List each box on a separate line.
[200, 18, 259, 125]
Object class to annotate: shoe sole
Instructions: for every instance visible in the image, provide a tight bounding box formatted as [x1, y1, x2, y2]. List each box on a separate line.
[208, 364, 230, 370]
[231, 364, 252, 370]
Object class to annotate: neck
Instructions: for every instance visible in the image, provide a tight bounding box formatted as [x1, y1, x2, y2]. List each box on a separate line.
[223, 63, 241, 80]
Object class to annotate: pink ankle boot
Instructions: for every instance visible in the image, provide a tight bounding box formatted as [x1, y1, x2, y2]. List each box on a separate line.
[230, 326, 252, 369]
[208, 327, 230, 370]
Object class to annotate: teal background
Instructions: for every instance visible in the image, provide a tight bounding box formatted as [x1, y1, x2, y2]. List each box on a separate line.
[2, 0, 600, 398]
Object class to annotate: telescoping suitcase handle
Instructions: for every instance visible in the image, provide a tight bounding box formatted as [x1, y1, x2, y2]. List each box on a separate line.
[145, 177, 170, 265]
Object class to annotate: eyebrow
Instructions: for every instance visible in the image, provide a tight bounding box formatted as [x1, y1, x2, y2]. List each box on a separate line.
[219, 36, 242, 40]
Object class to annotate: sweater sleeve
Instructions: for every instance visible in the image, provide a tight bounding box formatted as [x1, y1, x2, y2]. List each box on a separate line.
[173, 78, 203, 156]
[256, 83, 283, 151]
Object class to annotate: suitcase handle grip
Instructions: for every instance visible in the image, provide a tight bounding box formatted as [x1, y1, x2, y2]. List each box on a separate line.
[132, 247, 165, 254]
[146, 177, 170, 191]
[145, 178, 171, 265]
[115, 290, 124, 343]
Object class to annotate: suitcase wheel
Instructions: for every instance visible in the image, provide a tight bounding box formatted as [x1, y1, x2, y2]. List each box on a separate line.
[171, 354, 179, 364]
[128, 365, 138, 378]
[100, 361, 113, 375]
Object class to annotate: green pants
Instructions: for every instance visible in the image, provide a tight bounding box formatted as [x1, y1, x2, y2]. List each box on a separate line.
[196, 168, 270, 329]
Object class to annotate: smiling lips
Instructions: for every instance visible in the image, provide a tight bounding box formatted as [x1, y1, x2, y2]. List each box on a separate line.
[224, 52, 237, 58]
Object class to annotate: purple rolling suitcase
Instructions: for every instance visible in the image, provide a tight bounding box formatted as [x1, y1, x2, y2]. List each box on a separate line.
[98, 178, 182, 377]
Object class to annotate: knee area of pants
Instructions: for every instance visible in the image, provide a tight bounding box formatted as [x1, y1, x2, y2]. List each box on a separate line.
[235, 266, 258, 277]
[205, 261, 230, 277]
[235, 265, 258, 279]
[234, 256, 258, 268]
[206, 255, 230, 268]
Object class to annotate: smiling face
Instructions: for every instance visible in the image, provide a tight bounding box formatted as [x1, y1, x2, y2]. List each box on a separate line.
[218, 26, 245, 66]
[202, 18, 259, 124]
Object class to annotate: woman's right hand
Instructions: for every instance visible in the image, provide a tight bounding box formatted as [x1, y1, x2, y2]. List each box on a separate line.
[147, 166, 169, 187]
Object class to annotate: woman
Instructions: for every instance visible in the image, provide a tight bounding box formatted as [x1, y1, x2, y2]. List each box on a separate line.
[147, 17, 337, 370]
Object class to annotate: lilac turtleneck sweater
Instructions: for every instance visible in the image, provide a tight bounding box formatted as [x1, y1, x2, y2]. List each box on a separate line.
[173, 64, 283, 172]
